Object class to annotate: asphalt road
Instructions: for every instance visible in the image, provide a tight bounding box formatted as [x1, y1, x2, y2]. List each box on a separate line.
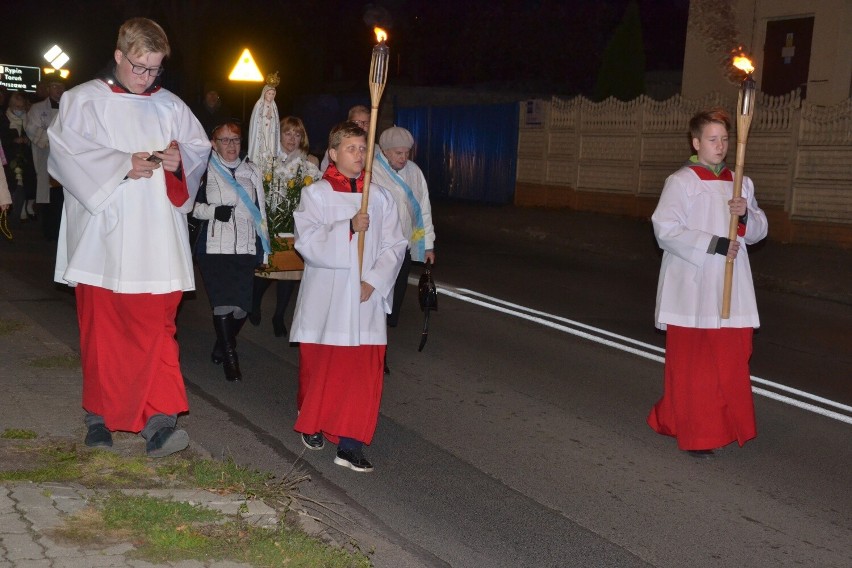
[3, 201, 850, 567]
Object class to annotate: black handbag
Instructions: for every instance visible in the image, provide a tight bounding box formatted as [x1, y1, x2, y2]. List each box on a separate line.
[417, 260, 437, 351]
[188, 170, 209, 257]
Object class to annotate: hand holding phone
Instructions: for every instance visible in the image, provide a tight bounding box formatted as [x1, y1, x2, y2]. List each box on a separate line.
[148, 143, 181, 173]
[147, 149, 166, 164]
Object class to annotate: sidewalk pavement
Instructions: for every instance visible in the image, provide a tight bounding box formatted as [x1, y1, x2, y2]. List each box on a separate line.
[1, 203, 850, 567]
[0, 289, 277, 567]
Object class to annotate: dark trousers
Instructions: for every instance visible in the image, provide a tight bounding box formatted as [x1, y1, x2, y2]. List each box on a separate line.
[387, 248, 412, 328]
[11, 184, 25, 224]
[252, 277, 296, 318]
[41, 186, 64, 241]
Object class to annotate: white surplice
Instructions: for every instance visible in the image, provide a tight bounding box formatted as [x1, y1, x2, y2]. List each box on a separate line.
[48, 79, 210, 293]
[652, 166, 768, 330]
[289, 180, 406, 346]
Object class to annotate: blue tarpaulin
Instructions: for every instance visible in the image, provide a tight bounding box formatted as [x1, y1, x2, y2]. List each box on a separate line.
[395, 103, 519, 204]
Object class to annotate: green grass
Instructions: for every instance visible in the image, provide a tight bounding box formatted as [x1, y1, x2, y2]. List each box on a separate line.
[28, 353, 80, 368]
[2, 440, 373, 567]
[0, 442, 157, 485]
[0, 318, 25, 335]
[57, 491, 369, 566]
[1, 428, 38, 439]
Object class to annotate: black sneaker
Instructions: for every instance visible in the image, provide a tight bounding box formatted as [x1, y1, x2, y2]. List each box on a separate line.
[686, 449, 715, 459]
[301, 432, 324, 451]
[146, 427, 189, 458]
[84, 424, 113, 448]
[334, 447, 374, 472]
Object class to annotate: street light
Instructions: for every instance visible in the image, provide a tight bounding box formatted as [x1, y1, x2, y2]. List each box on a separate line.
[43, 68, 69, 79]
[44, 45, 69, 70]
[43, 45, 70, 83]
[228, 48, 264, 124]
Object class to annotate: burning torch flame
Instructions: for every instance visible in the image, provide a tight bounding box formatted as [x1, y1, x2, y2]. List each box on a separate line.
[733, 55, 755, 74]
[374, 27, 388, 43]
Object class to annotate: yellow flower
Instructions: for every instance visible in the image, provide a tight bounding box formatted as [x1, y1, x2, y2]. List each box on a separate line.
[288, 179, 296, 189]
[264, 172, 273, 183]
[303, 176, 313, 185]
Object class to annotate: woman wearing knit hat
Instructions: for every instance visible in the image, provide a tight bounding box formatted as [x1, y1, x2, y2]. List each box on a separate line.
[371, 126, 436, 373]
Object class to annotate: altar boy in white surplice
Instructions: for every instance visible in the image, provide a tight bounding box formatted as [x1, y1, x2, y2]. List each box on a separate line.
[48, 17, 210, 457]
[290, 121, 406, 472]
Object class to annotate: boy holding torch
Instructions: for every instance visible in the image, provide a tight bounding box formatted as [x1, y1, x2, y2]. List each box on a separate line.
[647, 108, 767, 458]
[289, 121, 406, 472]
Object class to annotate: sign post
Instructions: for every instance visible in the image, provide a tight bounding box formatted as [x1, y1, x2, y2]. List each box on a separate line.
[0, 64, 41, 93]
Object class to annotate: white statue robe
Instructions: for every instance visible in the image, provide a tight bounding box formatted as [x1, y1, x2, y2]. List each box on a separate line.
[247, 85, 279, 174]
[48, 79, 210, 293]
[289, 180, 406, 346]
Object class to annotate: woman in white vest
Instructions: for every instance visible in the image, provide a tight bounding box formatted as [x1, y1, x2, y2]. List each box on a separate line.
[193, 121, 270, 382]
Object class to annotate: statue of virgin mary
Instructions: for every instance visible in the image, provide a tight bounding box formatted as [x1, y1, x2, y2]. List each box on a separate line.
[248, 72, 281, 174]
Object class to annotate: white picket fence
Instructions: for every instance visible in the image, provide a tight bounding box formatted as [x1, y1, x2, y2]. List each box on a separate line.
[517, 92, 852, 226]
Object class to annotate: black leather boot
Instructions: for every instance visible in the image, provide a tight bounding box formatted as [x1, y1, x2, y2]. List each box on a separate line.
[233, 315, 247, 338]
[213, 314, 242, 381]
[211, 338, 223, 364]
[212, 315, 247, 364]
[249, 277, 270, 326]
[271, 280, 295, 337]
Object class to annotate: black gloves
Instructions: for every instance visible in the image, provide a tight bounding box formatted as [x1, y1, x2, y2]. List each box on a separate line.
[713, 236, 731, 256]
[214, 205, 233, 222]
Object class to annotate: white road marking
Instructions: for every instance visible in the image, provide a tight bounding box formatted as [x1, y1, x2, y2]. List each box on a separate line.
[429, 281, 852, 426]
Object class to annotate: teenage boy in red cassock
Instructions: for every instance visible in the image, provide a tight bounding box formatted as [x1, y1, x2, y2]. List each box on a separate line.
[48, 18, 210, 456]
[289, 121, 406, 472]
[647, 108, 768, 458]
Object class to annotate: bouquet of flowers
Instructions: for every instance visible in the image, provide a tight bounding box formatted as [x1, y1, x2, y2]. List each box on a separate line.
[264, 160, 317, 251]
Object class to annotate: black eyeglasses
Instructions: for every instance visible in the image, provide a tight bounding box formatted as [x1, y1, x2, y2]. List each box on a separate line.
[215, 137, 241, 146]
[122, 52, 165, 77]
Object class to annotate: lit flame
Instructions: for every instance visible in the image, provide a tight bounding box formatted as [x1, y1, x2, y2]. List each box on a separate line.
[374, 27, 388, 43]
[733, 55, 754, 74]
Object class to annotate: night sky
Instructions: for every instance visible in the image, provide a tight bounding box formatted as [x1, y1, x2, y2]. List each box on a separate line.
[1, 0, 689, 108]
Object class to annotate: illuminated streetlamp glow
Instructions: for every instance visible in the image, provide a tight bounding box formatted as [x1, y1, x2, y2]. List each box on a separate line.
[228, 48, 265, 125]
[43, 67, 70, 79]
[44, 45, 62, 61]
[228, 49, 264, 82]
[44, 45, 69, 70]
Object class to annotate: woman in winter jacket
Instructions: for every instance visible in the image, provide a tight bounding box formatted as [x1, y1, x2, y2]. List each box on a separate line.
[1, 92, 37, 221]
[192, 121, 270, 381]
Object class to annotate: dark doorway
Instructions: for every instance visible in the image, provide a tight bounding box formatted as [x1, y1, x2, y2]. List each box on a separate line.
[762, 17, 814, 97]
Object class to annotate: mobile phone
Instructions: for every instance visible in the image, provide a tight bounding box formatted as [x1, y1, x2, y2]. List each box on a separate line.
[147, 146, 169, 163]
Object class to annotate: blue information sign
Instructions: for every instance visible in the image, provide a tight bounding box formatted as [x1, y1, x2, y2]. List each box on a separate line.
[0, 64, 41, 92]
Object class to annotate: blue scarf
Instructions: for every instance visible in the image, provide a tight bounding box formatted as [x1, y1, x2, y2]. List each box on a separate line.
[210, 154, 271, 254]
[376, 152, 426, 261]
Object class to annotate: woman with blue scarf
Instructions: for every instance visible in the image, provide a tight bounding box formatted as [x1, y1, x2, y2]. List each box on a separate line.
[371, 126, 436, 373]
[192, 121, 270, 381]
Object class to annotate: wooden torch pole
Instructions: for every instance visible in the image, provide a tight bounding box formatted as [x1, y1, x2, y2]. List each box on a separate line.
[358, 33, 389, 275]
[721, 83, 755, 318]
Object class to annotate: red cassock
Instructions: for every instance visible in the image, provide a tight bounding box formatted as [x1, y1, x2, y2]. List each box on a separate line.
[295, 344, 385, 445]
[647, 326, 757, 450]
[76, 285, 189, 432]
